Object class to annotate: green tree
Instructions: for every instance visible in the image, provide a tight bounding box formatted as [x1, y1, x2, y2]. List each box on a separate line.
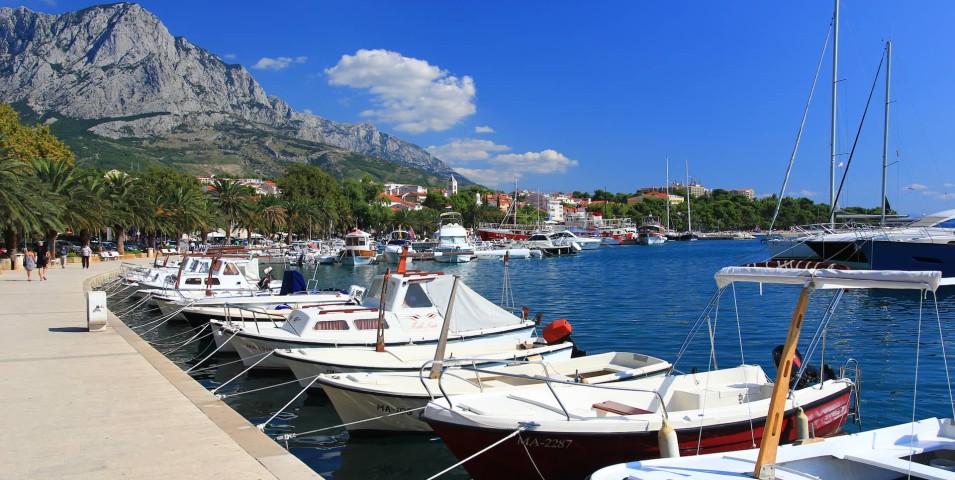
[211, 178, 254, 244]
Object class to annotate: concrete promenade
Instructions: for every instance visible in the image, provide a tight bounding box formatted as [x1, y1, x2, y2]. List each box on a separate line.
[0, 258, 321, 479]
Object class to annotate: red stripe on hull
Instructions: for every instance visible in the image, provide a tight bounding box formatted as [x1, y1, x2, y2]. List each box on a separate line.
[427, 390, 850, 480]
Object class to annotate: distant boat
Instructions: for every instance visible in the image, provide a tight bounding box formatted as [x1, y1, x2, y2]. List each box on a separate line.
[337, 229, 377, 266]
[524, 231, 581, 256]
[635, 215, 667, 245]
[380, 229, 415, 265]
[434, 212, 475, 263]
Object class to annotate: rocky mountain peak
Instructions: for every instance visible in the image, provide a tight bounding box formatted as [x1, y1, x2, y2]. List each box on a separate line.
[0, 3, 462, 181]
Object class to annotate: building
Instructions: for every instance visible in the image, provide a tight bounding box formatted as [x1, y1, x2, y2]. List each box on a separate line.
[447, 175, 458, 197]
[731, 188, 756, 200]
[383, 182, 427, 197]
[641, 180, 708, 198]
[627, 192, 684, 205]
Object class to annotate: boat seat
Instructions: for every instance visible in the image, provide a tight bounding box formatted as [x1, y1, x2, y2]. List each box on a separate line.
[592, 400, 653, 416]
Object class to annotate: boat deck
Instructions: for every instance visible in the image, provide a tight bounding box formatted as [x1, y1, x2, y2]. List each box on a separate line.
[0, 258, 320, 479]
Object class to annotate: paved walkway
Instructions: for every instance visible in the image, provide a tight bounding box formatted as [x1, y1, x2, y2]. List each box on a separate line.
[0, 259, 321, 479]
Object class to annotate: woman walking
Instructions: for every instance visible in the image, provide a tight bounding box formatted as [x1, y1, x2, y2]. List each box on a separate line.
[36, 241, 49, 280]
[23, 247, 36, 281]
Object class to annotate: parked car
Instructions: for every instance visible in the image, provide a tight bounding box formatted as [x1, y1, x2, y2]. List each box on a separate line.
[56, 239, 81, 254]
[123, 241, 146, 251]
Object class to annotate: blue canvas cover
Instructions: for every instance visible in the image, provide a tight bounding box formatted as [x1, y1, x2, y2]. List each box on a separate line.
[280, 270, 307, 295]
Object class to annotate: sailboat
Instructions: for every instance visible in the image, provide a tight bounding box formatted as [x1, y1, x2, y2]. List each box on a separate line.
[674, 160, 699, 241]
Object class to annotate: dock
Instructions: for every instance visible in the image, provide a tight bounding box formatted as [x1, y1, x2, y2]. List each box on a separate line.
[0, 258, 321, 479]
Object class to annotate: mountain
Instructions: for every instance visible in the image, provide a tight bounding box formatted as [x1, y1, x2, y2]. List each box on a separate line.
[0, 3, 466, 185]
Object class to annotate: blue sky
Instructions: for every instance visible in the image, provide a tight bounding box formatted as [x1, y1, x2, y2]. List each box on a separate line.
[7, 1, 955, 216]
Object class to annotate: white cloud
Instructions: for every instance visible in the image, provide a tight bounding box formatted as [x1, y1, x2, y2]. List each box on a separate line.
[938, 193, 955, 201]
[906, 183, 929, 190]
[252, 56, 307, 70]
[787, 189, 816, 198]
[222, 53, 237, 60]
[303, 108, 314, 115]
[325, 49, 476, 133]
[945, 183, 955, 188]
[474, 125, 494, 133]
[922, 190, 938, 196]
[490, 150, 578, 174]
[426, 139, 510, 164]
[453, 168, 513, 188]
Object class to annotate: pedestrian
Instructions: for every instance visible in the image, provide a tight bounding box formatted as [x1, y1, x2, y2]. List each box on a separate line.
[23, 247, 36, 281]
[36, 240, 49, 280]
[80, 242, 92, 269]
[58, 244, 68, 268]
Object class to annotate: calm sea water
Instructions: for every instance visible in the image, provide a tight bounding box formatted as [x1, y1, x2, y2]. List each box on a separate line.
[114, 240, 955, 479]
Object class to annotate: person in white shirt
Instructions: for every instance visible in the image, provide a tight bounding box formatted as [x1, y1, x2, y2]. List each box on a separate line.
[80, 244, 92, 269]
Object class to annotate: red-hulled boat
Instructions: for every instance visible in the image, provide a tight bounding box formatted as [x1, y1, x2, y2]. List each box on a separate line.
[422, 266, 871, 480]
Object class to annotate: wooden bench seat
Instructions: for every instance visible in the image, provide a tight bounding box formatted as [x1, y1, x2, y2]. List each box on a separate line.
[592, 400, 653, 416]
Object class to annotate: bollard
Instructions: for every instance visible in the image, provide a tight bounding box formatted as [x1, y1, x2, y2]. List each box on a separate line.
[87, 290, 108, 332]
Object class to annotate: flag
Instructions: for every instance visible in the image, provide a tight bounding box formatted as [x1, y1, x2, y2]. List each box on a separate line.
[408, 227, 416, 239]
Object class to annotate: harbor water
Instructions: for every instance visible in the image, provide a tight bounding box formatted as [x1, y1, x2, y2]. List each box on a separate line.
[113, 239, 955, 479]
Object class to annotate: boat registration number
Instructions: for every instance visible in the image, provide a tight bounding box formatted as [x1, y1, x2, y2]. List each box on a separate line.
[516, 437, 574, 449]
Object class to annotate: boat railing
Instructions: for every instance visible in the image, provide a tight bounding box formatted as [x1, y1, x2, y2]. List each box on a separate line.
[422, 358, 670, 421]
[222, 303, 286, 333]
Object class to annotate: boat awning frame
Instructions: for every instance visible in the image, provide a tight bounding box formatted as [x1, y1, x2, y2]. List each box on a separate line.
[715, 266, 941, 292]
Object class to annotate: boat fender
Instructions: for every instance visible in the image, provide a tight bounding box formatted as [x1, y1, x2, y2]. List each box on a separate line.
[795, 407, 810, 441]
[275, 304, 292, 311]
[658, 418, 680, 458]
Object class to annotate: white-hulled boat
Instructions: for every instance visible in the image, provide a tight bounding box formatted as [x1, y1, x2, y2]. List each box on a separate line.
[434, 212, 475, 263]
[276, 335, 574, 376]
[338, 229, 377, 266]
[380, 229, 415, 265]
[591, 267, 945, 480]
[550, 229, 602, 250]
[228, 269, 536, 370]
[315, 351, 672, 434]
[524, 231, 581, 256]
[636, 214, 668, 245]
[419, 266, 909, 480]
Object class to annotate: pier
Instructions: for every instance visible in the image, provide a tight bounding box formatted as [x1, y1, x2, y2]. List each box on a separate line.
[0, 259, 321, 479]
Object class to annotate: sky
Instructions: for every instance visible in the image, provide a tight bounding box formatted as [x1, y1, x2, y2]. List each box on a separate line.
[6, 1, 955, 216]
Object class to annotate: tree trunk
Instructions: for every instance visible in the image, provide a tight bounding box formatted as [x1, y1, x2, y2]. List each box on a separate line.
[4, 228, 16, 270]
[117, 229, 127, 255]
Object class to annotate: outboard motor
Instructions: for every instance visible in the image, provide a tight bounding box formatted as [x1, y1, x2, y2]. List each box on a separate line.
[542, 319, 587, 358]
[772, 345, 836, 389]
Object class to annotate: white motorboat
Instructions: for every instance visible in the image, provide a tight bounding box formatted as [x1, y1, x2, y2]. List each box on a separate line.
[591, 267, 945, 480]
[524, 231, 581, 256]
[434, 212, 475, 263]
[380, 229, 415, 264]
[635, 214, 668, 245]
[228, 269, 536, 369]
[315, 351, 672, 433]
[550, 229, 602, 250]
[338, 229, 377, 266]
[276, 335, 574, 376]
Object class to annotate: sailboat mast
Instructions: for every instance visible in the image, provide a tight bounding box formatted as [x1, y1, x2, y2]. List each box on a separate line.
[829, 0, 840, 225]
[685, 159, 692, 233]
[881, 40, 892, 225]
[665, 158, 671, 231]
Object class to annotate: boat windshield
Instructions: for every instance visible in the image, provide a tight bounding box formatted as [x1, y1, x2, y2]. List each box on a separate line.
[441, 236, 469, 246]
[400, 283, 433, 308]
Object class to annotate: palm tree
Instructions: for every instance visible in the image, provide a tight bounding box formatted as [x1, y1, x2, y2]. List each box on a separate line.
[0, 149, 52, 266]
[101, 171, 136, 254]
[259, 202, 287, 240]
[211, 179, 253, 244]
[159, 186, 210, 246]
[30, 158, 100, 248]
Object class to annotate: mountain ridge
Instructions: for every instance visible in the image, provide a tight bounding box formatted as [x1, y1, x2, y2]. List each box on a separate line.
[0, 3, 467, 185]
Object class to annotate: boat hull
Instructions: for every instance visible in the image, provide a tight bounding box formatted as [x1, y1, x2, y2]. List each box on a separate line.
[425, 388, 851, 480]
[232, 324, 536, 370]
[865, 240, 955, 277]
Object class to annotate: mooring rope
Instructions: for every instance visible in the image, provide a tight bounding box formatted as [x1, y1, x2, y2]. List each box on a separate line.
[185, 329, 240, 373]
[257, 374, 323, 430]
[220, 377, 307, 399]
[187, 353, 249, 375]
[161, 323, 211, 354]
[148, 325, 215, 345]
[112, 293, 154, 317]
[211, 350, 274, 396]
[427, 424, 528, 480]
[275, 405, 429, 448]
